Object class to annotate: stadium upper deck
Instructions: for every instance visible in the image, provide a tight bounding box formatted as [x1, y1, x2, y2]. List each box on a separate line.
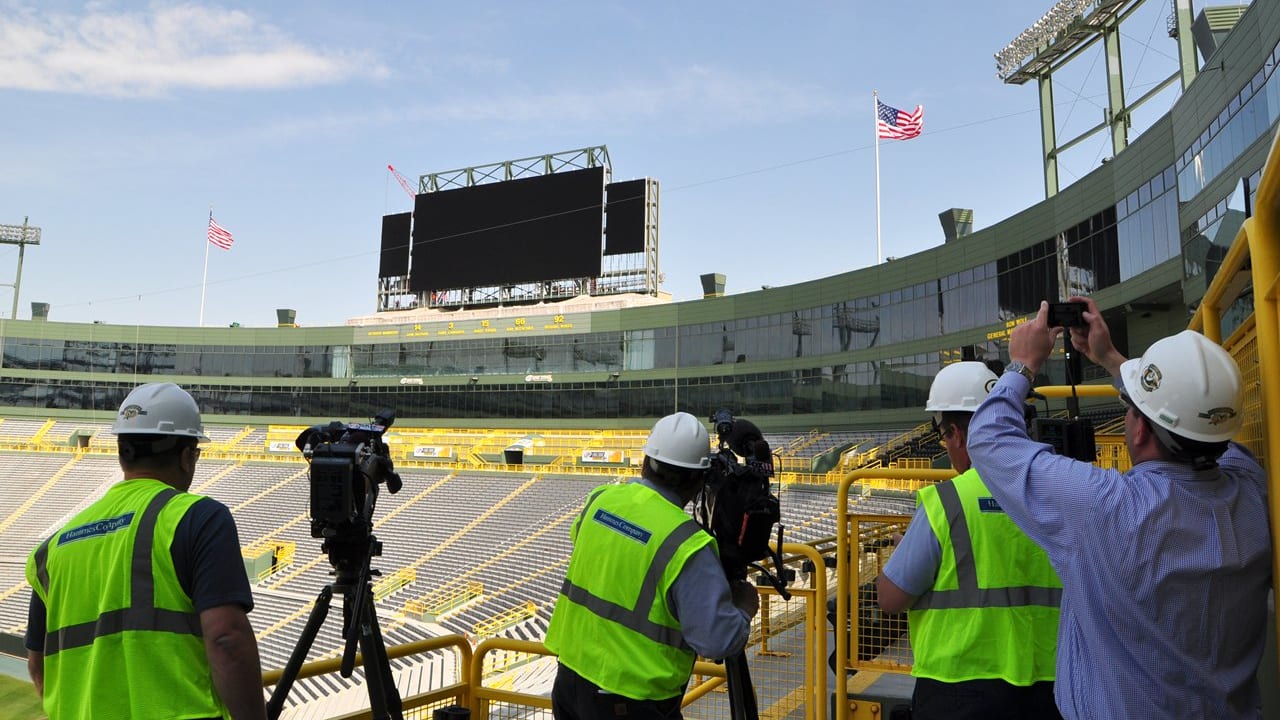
[0, 3, 1275, 434]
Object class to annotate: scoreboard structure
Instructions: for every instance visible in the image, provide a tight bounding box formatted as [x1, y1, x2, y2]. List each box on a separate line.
[376, 146, 659, 312]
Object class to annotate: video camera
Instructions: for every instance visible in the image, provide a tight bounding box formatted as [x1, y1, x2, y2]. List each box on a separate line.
[698, 409, 789, 597]
[296, 410, 403, 542]
[271, 412, 407, 720]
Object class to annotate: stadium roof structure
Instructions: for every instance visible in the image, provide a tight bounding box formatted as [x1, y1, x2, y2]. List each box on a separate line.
[996, 0, 1203, 198]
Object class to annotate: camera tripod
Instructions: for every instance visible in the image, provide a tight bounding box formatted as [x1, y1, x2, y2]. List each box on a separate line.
[266, 533, 403, 720]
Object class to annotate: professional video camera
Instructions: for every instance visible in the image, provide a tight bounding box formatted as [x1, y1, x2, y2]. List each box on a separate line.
[698, 410, 788, 590]
[697, 409, 790, 720]
[296, 410, 403, 543]
[269, 411, 406, 720]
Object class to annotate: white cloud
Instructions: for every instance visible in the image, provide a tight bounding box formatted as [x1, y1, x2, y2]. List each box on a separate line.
[99, 63, 848, 152]
[382, 65, 846, 131]
[0, 3, 387, 96]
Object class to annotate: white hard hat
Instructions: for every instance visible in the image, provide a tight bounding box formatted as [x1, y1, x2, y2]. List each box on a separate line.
[926, 362, 999, 418]
[1119, 330, 1243, 444]
[111, 382, 209, 441]
[642, 412, 711, 469]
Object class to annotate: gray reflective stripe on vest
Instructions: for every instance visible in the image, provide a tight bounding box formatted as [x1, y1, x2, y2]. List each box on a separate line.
[43, 607, 203, 656]
[32, 536, 52, 596]
[41, 488, 201, 656]
[913, 481, 1062, 611]
[560, 519, 705, 650]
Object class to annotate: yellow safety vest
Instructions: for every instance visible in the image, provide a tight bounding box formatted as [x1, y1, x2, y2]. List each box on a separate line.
[907, 468, 1061, 685]
[545, 483, 716, 700]
[26, 478, 228, 720]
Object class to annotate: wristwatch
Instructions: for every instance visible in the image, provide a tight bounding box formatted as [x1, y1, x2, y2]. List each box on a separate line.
[1004, 361, 1035, 382]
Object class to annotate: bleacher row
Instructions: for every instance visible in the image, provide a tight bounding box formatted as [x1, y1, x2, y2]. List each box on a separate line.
[0, 425, 915, 717]
[0, 416, 911, 469]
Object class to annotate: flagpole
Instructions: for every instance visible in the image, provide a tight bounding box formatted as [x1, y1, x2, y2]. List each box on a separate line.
[199, 207, 211, 326]
[874, 90, 882, 266]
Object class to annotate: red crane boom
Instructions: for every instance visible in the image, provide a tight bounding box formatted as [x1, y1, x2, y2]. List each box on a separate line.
[387, 164, 417, 200]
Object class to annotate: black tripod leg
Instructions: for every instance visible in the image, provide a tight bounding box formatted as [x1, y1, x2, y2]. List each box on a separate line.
[357, 583, 404, 720]
[267, 586, 334, 720]
[725, 651, 759, 720]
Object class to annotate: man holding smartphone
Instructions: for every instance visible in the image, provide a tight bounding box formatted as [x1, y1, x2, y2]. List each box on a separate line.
[967, 298, 1270, 719]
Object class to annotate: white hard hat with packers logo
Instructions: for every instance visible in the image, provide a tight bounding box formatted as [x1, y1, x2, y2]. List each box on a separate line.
[642, 412, 711, 469]
[926, 362, 999, 422]
[111, 382, 210, 441]
[1119, 330, 1243, 444]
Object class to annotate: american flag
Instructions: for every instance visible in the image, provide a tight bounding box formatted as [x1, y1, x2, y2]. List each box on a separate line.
[207, 215, 234, 250]
[876, 99, 924, 140]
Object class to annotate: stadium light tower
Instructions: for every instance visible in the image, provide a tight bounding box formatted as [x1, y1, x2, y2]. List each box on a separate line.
[996, 0, 1195, 198]
[0, 218, 40, 320]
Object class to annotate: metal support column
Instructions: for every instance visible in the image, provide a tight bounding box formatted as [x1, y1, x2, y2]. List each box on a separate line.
[1174, 0, 1199, 90]
[0, 217, 41, 320]
[1104, 22, 1129, 157]
[13, 241, 25, 320]
[1039, 74, 1059, 198]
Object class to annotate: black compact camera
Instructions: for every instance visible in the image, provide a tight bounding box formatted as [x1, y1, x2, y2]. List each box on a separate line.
[1047, 301, 1086, 328]
[296, 410, 403, 540]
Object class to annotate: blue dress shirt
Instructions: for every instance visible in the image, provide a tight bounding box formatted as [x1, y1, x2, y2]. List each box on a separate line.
[968, 372, 1271, 719]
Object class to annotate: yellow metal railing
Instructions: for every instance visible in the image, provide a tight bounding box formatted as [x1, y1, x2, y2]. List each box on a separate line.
[1187, 125, 1280, 664]
[261, 635, 474, 717]
[406, 581, 484, 621]
[247, 541, 297, 583]
[832, 467, 952, 720]
[257, 541, 829, 719]
[473, 601, 537, 637]
[372, 567, 417, 600]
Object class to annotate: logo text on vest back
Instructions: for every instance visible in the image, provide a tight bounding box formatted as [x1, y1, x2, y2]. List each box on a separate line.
[58, 512, 136, 546]
[593, 508, 652, 544]
[977, 497, 1004, 513]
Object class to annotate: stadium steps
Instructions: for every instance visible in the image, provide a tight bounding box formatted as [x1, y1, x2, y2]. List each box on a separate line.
[787, 430, 830, 456]
[398, 476, 541, 578]
[219, 425, 258, 450]
[0, 454, 84, 538]
[29, 419, 57, 444]
[191, 459, 247, 496]
[260, 472, 455, 593]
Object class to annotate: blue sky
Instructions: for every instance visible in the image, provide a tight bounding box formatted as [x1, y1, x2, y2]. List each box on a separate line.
[0, 1, 1189, 327]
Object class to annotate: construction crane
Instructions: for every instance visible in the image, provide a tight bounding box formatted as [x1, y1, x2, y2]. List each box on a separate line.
[387, 164, 417, 202]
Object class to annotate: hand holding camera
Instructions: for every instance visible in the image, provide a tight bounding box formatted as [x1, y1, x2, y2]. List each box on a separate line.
[1046, 301, 1086, 328]
[731, 580, 760, 619]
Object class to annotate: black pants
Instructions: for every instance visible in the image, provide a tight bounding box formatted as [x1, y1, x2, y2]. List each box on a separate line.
[552, 663, 685, 719]
[912, 677, 1062, 720]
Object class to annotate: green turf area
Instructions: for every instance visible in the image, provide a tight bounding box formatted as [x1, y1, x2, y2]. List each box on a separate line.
[0, 674, 43, 720]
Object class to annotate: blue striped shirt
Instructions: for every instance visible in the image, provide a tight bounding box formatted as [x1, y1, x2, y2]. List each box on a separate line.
[969, 373, 1271, 719]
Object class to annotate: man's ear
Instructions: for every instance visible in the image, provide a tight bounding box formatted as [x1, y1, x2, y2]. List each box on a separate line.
[1131, 413, 1158, 451]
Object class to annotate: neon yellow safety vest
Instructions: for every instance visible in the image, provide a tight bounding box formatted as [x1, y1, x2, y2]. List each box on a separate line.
[545, 482, 716, 700]
[907, 468, 1061, 685]
[26, 478, 229, 720]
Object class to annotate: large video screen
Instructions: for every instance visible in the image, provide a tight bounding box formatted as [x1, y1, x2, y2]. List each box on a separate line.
[604, 179, 647, 255]
[378, 212, 412, 278]
[410, 166, 604, 291]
